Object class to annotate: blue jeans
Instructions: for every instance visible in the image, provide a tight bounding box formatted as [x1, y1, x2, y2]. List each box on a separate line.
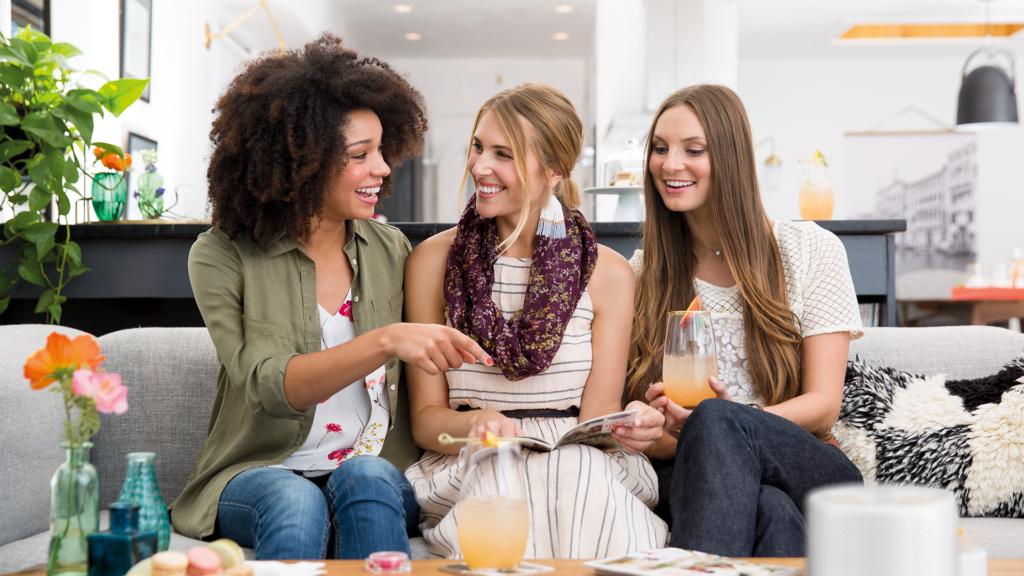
[215, 456, 420, 560]
[662, 399, 862, 557]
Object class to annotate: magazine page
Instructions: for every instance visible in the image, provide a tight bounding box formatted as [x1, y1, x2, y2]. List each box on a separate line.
[583, 548, 803, 576]
[553, 409, 635, 451]
[516, 410, 636, 453]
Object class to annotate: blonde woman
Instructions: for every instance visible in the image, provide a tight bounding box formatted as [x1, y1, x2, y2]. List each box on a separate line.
[627, 84, 863, 557]
[404, 83, 669, 558]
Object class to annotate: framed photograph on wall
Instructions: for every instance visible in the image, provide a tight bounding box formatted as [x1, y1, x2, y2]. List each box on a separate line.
[125, 132, 157, 220]
[120, 0, 152, 102]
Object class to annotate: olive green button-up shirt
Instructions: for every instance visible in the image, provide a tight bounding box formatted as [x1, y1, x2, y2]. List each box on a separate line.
[169, 219, 419, 540]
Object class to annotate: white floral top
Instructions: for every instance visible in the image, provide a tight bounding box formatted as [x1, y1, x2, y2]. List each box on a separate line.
[630, 220, 863, 405]
[273, 288, 390, 476]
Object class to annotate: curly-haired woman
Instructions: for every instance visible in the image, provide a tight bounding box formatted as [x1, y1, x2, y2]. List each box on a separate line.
[627, 84, 863, 557]
[169, 34, 490, 560]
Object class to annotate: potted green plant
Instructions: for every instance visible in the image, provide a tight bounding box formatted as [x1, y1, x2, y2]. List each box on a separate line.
[0, 26, 148, 323]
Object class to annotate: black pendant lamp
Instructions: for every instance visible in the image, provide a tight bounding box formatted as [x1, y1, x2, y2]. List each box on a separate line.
[956, 46, 1019, 131]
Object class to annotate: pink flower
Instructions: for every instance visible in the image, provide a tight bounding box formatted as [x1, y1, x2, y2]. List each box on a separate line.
[71, 369, 128, 414]
[328, 448, 354, 462]
[339, 301, 353, 321]
[325, 423, 342, 433]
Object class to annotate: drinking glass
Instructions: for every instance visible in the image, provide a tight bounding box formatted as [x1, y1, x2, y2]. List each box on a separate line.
[798, 158, 834, 220]
[965, 263, 987, 288]
[457, 440, 529, 569]
[663, 311, 719, 409]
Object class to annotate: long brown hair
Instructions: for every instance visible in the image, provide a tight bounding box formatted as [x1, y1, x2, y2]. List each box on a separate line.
[457, 83, 583, 251]
[626, 84, 802, 407]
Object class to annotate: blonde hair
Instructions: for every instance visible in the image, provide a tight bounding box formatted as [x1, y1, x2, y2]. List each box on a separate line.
[458, 83, 583, 251]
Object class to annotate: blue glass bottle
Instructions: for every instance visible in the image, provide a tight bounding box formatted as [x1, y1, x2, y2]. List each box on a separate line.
[117, 453, 170, 551]
[87, 503, 157, 576]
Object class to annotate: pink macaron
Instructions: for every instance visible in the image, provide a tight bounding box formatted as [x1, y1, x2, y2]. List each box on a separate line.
[187, 547, 222, 576]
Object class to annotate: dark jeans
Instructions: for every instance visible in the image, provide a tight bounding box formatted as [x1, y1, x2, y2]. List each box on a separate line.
[215, 456, 420, 560]
[658, 399, 862, 558]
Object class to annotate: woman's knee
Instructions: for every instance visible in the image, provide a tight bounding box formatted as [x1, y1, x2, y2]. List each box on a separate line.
[331, 456, 406, 492]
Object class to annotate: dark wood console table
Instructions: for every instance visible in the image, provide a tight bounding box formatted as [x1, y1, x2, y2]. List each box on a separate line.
[0, 220, 904, 333]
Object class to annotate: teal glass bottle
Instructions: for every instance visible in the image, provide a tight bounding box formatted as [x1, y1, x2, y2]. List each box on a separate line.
[117, 453, 170, 552]
[87, 503, 157, 576]
[49, 443, 100, 576]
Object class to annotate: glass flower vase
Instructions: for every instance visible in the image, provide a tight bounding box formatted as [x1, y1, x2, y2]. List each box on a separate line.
[117, 452, 171, 552]
[49, 442, 100, 576]
[136, 172, 165, 220]
[91, 172, 127, 221]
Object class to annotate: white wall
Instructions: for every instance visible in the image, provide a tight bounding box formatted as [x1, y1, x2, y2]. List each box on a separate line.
[387, 57, 588, 223]
[50, 0, 247, 222]
[738, 56, 1024, 267]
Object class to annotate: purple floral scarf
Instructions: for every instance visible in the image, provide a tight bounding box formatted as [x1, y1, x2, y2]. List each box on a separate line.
[444, 194, 598, 381]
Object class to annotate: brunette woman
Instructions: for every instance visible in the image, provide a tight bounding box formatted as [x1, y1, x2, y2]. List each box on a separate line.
[628, 84, 863, 557]
[404, 83, 668, 559]
[170, 34, 489, 560]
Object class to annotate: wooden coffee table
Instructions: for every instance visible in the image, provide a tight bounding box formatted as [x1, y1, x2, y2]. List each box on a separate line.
[7, 558, 1024, 576]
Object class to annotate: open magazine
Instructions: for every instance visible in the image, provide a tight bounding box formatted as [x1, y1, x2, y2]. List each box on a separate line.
[583, 548, 803, 576]
[517, 410, 636, 452]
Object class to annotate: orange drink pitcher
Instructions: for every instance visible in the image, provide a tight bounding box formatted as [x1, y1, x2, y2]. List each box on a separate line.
[663, 297, 719, 409]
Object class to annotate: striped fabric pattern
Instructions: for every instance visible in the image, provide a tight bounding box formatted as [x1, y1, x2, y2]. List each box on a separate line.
[406, 256, 668, 559]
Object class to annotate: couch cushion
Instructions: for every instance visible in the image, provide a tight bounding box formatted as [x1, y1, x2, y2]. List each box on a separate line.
[849, 326, 1024, 380]
[837, 356, 1024, 518]
[0, 324, 90, 548]
[0, 509, 254, 574]
[92, 328, 220, 508]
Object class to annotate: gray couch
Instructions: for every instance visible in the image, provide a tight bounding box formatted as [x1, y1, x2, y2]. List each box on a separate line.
[1, 324, 1022, 572]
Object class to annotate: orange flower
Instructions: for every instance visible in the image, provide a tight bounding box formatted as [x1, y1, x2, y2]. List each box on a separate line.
[24, 333, 106, 390]
[95, 148, 132, 172]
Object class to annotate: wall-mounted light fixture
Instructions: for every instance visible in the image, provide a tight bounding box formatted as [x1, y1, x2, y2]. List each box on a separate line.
[206, 0, 285, 56]
[754, 136, 782, 192]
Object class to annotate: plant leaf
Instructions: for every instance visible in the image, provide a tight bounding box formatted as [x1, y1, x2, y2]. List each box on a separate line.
[36, 234, 54, 258]
[12, 209, 39, 229]
[0, 296, 9, 315]
[92, 141, 123, 157]
[47, 303, 61, 324]
[65, 106, 93, 145]
[18, 262, 45, 286]
[63, 156, 79, 183]
[99, 78, 149, 117]
[27, 153, 51, 192]
[0, 63, 27, 89]
[21, 113, 73, 148]
[28, 186, 50, 212]
[0, 139, 32, 163]
[0, 101, 18, 126]
[56, 188, 70, 215]
[63, 240, 81, 264]
[0, 46, 31, 66]
[66, 262, 88, 279]
[64, 89, 104, 115]
[8, 39, 38, 65]
[0, 165, 20, 191]
[39, 52, 71, 71]
[35, 288, 55, 313]
[24, 221, 58, 242]
[50, 43, 82, 59]
[0, 272, 12, 292]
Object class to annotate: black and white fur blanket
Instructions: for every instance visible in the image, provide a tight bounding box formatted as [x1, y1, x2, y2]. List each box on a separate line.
[834, 355, 1024, 517]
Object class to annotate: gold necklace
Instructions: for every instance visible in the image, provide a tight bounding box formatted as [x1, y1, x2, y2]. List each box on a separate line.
[693, 242, 724, 262]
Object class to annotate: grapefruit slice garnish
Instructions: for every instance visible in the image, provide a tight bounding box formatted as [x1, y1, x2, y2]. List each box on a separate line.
[679, 295, 703, 329]
[482, 431, 501, 448]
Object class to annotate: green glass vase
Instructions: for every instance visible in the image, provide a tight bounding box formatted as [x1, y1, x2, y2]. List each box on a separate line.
[49, 442, 100, 576]
[117, 453, 170, 552]
[136, 172, 165, 220]
[91, 172, 127, 221]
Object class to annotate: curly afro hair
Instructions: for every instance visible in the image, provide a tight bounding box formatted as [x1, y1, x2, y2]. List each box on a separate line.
[207, 33, 427, 245]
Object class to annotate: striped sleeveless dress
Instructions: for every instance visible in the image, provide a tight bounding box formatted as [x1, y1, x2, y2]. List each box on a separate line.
[406, 256, 668, 559]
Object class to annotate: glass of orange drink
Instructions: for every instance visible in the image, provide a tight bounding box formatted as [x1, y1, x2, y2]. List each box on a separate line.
[798, 152, 834, 221]
[663, 310, 719, 409]
[457, 439, 529, 569]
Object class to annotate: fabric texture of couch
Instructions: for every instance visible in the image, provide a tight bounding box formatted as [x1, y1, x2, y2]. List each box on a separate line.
[1, 324, 1022, 572]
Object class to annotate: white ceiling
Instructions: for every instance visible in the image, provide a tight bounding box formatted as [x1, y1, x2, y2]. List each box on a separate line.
[215, 0, 1024, 61]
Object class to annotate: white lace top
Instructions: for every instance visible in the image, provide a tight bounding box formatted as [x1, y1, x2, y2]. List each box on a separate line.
[629, 220, 863, 405]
